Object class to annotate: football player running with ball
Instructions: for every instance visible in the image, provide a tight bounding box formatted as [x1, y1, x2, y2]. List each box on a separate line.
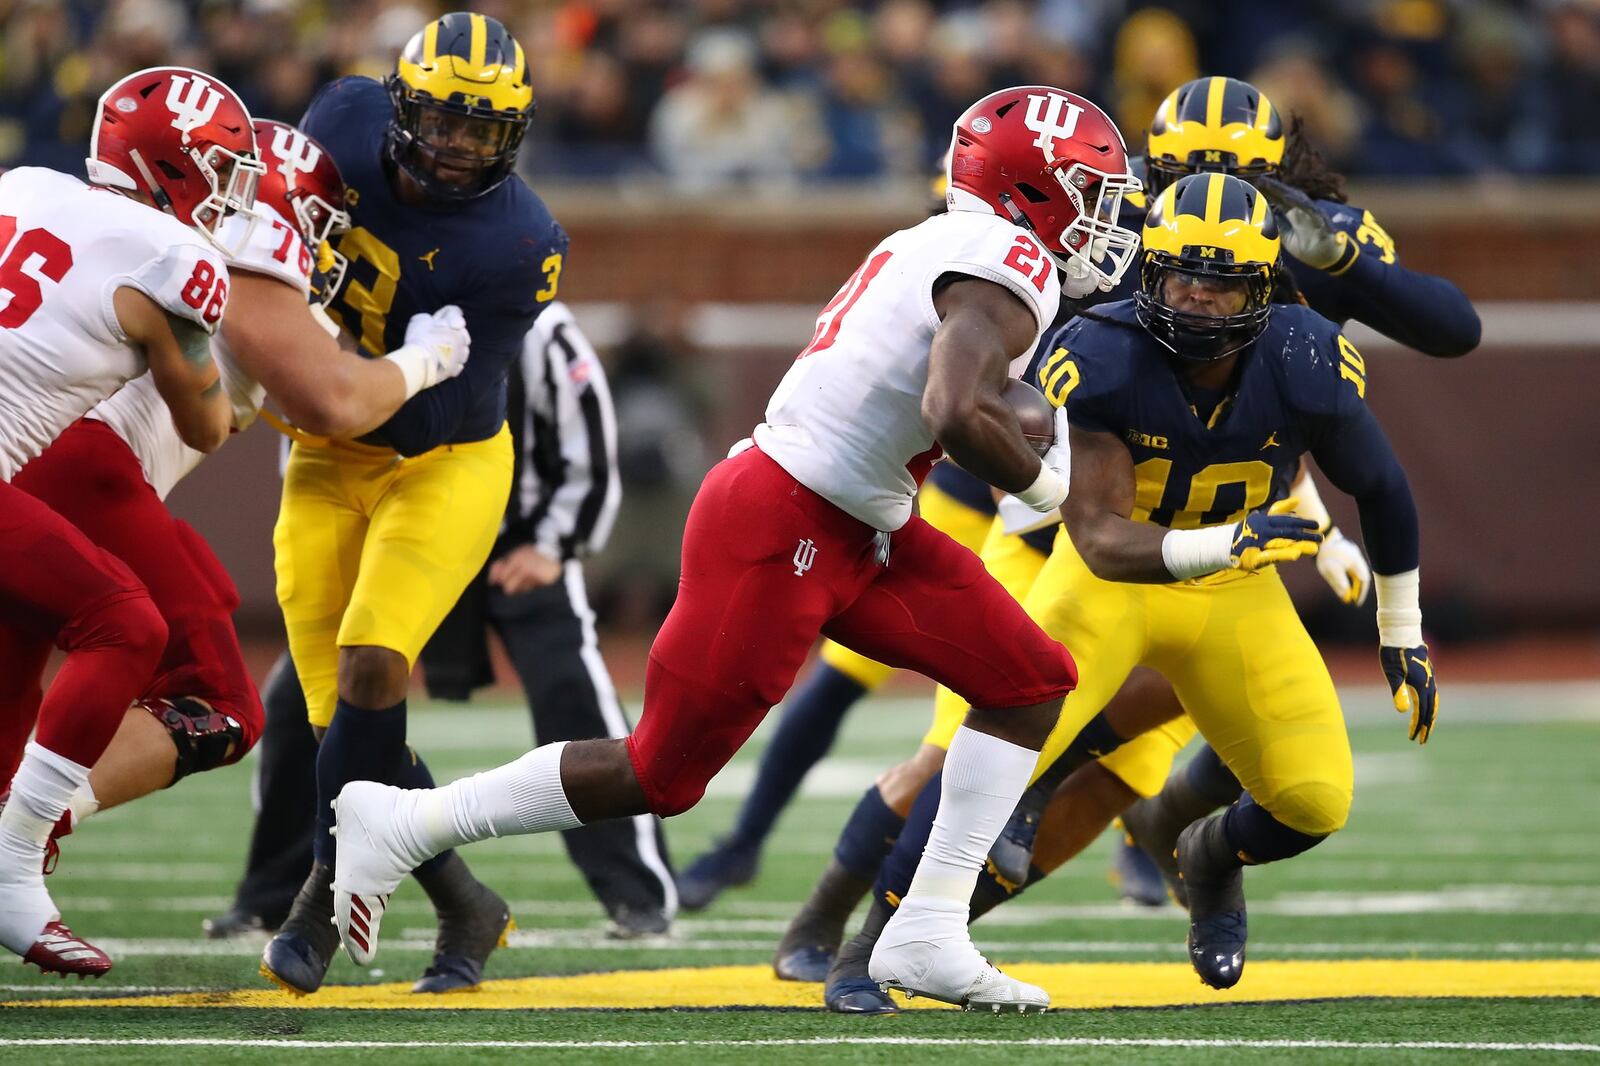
[849, 172, 1437, 999]
[260, 12, 568, 996]
[328, 86, 1143, 1014]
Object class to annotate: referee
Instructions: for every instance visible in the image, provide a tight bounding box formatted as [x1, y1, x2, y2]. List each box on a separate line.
[207, 302, 676, 939]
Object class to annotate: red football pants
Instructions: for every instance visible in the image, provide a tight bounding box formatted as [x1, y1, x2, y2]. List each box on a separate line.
[0, 419, 262, 783]
[0, 473, 166, 772]
[627, 447, 1076, 816]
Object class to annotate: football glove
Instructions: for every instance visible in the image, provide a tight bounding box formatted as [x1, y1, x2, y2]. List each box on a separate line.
[1315, 526, 1371, 606]
[386, 305, 472, 398]
[1381, 643, 1439, 744]
[1229, 497, 1322, 572]
[1256, 176, 1345, 270]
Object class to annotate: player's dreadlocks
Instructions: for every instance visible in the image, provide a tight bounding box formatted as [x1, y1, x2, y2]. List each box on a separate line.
[1277, 116, 1347, 205]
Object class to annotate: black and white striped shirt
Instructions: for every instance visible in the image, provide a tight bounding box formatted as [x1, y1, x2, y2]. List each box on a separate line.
[500, 302, 621, 560]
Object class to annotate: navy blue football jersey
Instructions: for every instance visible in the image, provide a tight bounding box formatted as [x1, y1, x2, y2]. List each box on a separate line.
[1036, 301, 1371, 531]
[302, 77, 569, 454]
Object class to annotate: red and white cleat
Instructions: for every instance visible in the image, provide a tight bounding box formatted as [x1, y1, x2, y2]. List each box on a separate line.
[21, 920, 111, 978]
[332, 890, 386, 966]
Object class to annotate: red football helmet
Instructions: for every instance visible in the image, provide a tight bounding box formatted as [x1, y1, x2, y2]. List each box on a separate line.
[947, 86, 1142, 294]
[251, 119, 351, 292]
[85, 66, 263, 243]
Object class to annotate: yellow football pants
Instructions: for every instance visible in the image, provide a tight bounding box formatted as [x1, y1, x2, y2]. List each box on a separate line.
[916, 519, 1199, 798]
[818, 477, 996, 689]
[1023, 527, 1352, 836]
[274, 426, 513, 727]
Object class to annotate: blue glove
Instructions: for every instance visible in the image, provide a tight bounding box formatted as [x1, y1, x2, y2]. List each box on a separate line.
[1229, 497, 1322, 572]
[1381, 643, 1439, 744]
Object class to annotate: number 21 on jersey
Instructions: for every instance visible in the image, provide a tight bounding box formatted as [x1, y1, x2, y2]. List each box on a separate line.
[797, 250, 893, 359]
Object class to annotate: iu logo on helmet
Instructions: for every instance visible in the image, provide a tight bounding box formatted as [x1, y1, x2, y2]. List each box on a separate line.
[793, 538, 818, 577]
[269, 125, 323, 189]
[166, 74, 223, 134]
[1024, 93, 1084, 155]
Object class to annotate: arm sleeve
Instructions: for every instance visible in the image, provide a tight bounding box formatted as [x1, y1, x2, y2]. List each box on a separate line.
[1325, 210, 1482, 358]
[118, 242, 230, 336]
[539, 320, 622, 559]
[927, 216, 1061, 340]
[1307, 395, 1420, 576]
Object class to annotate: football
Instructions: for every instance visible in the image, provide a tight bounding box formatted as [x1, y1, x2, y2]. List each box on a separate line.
[1004, 378, 1056, 457]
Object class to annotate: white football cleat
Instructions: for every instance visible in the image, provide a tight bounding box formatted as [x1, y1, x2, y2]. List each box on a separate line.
[330, 781, 420, 966]
[868, 897, 1049, 1013]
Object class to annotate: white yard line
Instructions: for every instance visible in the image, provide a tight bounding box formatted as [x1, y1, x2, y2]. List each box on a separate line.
[0, 1037, 1595, 1053]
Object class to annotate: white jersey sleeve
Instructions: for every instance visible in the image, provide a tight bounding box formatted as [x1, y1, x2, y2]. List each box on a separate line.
[114, 239, 231, 336]
[922, 214, 1061, 339]
[214, 208, 313, 296]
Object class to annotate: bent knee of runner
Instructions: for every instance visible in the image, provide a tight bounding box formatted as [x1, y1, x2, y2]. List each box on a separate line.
[621, 733, 705, 818]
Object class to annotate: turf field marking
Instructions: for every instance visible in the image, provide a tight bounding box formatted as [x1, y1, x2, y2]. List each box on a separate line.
[11, 961, 1598, 1010]
[64, 934, 1600, 959]
[0, 1038, 1595, 1053]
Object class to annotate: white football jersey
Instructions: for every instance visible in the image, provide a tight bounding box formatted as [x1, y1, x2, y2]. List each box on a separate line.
[90, 206, 311, 498]
[754, 210, 1060, 531]
[0, 167, 229, 481]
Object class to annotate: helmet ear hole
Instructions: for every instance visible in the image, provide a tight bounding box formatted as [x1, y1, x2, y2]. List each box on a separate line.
[1013, 182, 1053, 205]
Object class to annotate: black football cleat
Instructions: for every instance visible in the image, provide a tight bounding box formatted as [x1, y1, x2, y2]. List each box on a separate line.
[412, 866, 512, 994]
[203, 906, 281, 940]
[605, 905, 671, 940]
[774, 943, 833, 983]
[1112, 837, 1171, 908]
[675, 837, 760, 913]
[259, 862, 338, 995]
[1117, 798, 1189, 908]
[1176, 816, 1247, 990]
[986, 809, 1040, 889]
[771, 858, 870, 982]
[824, 928, 896, 1014]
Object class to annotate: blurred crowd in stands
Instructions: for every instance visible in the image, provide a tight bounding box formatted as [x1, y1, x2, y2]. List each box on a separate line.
[4, 0, 1599, 191]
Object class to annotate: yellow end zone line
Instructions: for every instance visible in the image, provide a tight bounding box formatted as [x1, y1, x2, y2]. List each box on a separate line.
[8, 961, 1599, 1011]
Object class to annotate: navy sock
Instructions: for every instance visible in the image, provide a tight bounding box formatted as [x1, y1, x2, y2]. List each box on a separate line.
[1222, 792, 1325, 864]
[872, 772, 941, 906]
[730, 665, 865, 849]
[393, 745, 454, 875]
[1186, 745, 1244, 809]
[833, 784, 906, 883]
[313, 697, 407, 866]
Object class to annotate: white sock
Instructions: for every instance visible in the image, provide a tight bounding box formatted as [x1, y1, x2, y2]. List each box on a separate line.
[1, 743, 90, 883]
[413, 742, 581, 854]
[904, 726, 1038, 907]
